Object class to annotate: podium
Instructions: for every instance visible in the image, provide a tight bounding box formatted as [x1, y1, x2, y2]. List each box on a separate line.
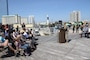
[59, 28, 66, 43]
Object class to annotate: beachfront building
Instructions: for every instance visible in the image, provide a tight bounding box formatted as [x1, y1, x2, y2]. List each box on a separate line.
[70, 11, 81, 23]
[21, 17, 28, 24]
[28, 15, 36, 27]
[2, 14, 37, 29]
[2, 14, 21, 25]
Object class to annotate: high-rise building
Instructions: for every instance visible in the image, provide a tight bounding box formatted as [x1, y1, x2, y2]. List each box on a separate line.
[28, 15, 35, 27]
[70, 11, 81, 22]
[2, 14, 21, 24]
[21, 17, 28, 24]
[0, 0, 9, 23]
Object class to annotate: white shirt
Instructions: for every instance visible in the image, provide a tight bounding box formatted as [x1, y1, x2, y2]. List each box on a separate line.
[83, 26, 88, 33]
[88, 28, 90, 32]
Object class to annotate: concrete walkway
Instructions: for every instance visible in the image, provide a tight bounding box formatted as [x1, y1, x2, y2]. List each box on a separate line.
[0, 31, 90, 60]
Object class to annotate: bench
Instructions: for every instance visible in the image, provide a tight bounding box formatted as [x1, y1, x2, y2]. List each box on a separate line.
[80, 32, 90, 38]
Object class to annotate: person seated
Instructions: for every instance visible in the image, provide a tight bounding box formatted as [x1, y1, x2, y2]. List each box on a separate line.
[4, 29, 9, 37]
[87, 25, 90, 38]
[0, 33, 8, 48]
[12, 30, 22, 55]
[22, 29, 33, 40]
[0, 33, 21, 57]
[23, 31, 29, 39]
[20, 41, 31, 56]
[0, 33, 15, 55]
[12, 30, 21, 42]
[80, 25, 88, 37]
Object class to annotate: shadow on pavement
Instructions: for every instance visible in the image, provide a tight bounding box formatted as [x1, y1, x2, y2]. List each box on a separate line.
[67, 39, 72, 42]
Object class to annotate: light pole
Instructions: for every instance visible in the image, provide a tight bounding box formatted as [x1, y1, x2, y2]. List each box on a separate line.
[6, 0, 9, 15]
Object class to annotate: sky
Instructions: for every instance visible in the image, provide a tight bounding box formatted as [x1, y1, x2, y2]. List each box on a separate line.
[8, 0, 90, 23]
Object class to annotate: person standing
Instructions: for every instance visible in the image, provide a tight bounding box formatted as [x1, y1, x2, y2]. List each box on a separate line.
[22, 23, 26, 29]
[76, 25, 79, 33]
[64, 22, 68, 42]
[72, 25, 75, 33]
[16, 25, 19, 32]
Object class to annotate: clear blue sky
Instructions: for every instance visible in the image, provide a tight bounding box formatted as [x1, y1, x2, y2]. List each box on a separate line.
[8, 0, 90, 22]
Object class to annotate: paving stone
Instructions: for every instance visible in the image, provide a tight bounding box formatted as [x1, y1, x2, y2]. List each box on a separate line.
[1, 31, 90, 60]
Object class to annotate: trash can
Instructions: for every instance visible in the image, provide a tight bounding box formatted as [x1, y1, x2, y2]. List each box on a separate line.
[59, 28, 66, 43]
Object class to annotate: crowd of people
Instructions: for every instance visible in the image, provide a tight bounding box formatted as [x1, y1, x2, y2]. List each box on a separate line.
[71, 22, 90, 38]
[80, 23, 90, 38]
[0, 23, 38, 57]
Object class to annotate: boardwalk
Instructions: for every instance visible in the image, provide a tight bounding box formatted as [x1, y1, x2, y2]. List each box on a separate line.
[0, 31, 90, 60]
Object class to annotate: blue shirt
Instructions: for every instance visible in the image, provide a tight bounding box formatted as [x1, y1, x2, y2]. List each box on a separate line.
[0, 36, 5, 43]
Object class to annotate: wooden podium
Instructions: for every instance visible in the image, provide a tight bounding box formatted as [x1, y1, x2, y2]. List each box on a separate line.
[59, 28, 66, 43]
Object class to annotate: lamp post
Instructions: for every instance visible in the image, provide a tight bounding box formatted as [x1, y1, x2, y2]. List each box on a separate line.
[6, 0, 9, 15]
